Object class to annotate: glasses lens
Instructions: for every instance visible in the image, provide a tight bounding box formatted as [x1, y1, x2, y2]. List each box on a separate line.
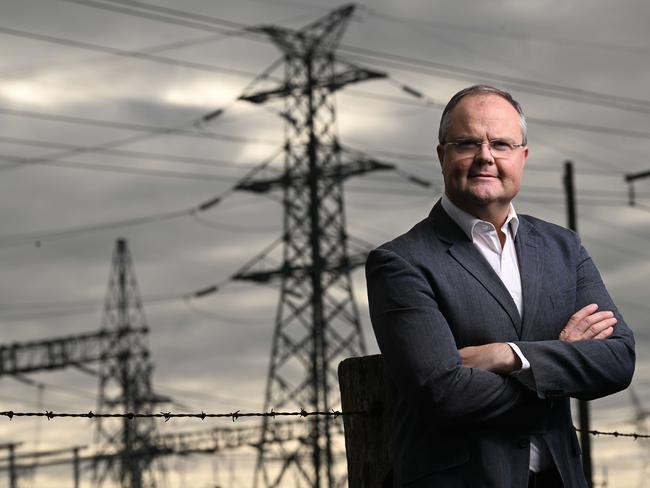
[447, 139, 521, 157]
[489, 141, 514, 152]
[454, 141, 479, 153]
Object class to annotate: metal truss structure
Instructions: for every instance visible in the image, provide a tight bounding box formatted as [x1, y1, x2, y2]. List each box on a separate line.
[0, 239, 159, 487]
[92, 238, 164, 488]
[0, 421, 313, 487]
[234, 5, 389, 487]
[0, 327, 147, 376]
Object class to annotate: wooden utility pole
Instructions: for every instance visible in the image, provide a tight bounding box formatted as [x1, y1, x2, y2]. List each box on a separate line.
[564, 160, 593, 487]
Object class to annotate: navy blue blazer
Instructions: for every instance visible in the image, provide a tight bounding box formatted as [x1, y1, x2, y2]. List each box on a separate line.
[366, 200, 635, 487]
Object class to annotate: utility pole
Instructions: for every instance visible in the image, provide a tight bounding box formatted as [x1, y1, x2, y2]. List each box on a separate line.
[0, 443, 21, 488]
[564, 160, 593, 487]
[8, 443, 16, 488]
[233, 5, 389, 487]
[73, 446, 81, 488]
[624, 169, 650, 205]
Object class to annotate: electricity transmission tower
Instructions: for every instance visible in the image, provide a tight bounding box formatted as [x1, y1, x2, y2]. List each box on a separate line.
[93, 238, 164, 488]
[0, 238, 163, 487]
[234, 5, 389, 487]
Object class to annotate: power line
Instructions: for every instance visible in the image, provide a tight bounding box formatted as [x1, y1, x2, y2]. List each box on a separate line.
[0, 2, 316, 82]
[0, 31, 245, 80]
[183, 298, 263, 326]
[337, 47, 650, 116]
[527, 116, 650, 141]
[0, 298, 179, 322]
[191, 212, 278, 233]
[530, 134, 625, 175]
[359, 5, 650, 57]
[347, 83, 650, 145]
[0, 57, 283, 188]
[0, 152, 251, 182]
[0, 292, 180, 314]
[0, 25, 266, 80]
[59, 0, 252, 33]
[0, 146, 283, 247]
[0, 103, 274, 175]
[349, 79, 650, 143]
[362, 39, 650, 178]
[47, 1, 650, 116]
[9, 3, 648, 143]
[0, 207, 192, 248]
[63, 0, 650, 115]
[0, 107, 276, 147]
[0, 135, 260, 170]
[61, 0, 322, 36]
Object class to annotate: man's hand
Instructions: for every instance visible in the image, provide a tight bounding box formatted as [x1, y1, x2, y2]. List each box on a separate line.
[559, 303, 617, 342]
[459, 304, 617, 373]
[459, 343, 522, 374]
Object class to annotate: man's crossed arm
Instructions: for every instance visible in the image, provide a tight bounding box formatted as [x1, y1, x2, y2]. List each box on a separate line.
[460, 303, 618, 374]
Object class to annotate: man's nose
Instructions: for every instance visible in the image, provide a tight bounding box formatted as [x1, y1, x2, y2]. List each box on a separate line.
[475, 142, 495, 164]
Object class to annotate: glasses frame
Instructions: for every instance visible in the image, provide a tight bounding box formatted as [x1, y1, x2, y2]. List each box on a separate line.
[443, 139, 526, 157]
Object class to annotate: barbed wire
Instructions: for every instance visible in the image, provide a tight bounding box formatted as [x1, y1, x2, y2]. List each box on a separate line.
[1, 409, 649, 441]
[574, 428, 650, 440]
[0, 409, 362, 422]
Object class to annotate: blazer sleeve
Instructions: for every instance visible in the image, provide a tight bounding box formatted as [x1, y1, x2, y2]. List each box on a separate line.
[513, 237, 635, 400]
[366, 246, 537, 429]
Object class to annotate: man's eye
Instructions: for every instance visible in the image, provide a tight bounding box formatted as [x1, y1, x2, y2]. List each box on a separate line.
[456, 141, 478, 150]
[490, 141, 513, 151]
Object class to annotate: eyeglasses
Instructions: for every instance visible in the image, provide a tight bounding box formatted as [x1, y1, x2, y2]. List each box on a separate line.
[443, 139, 526, 156]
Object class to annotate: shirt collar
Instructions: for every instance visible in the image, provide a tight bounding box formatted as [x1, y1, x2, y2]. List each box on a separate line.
[441, 194, 519, 240]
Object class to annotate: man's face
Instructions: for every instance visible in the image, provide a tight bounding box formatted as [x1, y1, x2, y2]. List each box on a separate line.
[436, 94, 528, 216]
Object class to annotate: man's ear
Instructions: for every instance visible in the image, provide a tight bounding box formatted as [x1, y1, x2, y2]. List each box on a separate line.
[522, 146, 529, 167]
[436, 144, 445, 168]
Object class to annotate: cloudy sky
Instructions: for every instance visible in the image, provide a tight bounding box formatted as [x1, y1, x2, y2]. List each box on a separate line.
[1, 0, 650, 486]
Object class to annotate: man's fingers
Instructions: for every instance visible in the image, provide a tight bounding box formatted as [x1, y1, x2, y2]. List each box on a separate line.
[560, 317, 617, 342]
[577, 311, 616, 333]
[567, 303, 599, 327]
[593, 326, 614, 340]
[561, 304, 618, 342]
[584, 317, 618, 338]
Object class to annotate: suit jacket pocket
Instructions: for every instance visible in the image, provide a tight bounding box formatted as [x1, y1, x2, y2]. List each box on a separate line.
[549, 288, 576, 311]
[548, 288, 576, 330]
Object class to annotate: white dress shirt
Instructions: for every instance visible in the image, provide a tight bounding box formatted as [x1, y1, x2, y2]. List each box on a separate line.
[441, 194, 551, 472]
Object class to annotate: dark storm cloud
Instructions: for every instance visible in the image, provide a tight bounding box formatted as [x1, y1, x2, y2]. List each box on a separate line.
[0, 0, 649, 484]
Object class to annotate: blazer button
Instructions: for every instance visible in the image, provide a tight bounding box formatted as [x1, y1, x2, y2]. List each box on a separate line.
[517, 437, 529, 448]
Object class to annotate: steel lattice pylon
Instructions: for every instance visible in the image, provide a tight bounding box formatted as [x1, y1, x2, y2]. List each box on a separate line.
[235, 5, 387, 487]
[93, 238, 162, 488]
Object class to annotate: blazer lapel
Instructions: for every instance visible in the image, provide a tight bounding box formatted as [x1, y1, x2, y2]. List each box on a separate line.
[429, 202, 523, 337]
[515, 217, 543, 340]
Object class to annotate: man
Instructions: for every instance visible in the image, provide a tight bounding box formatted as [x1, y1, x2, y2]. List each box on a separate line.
[365, 85, 635, 487]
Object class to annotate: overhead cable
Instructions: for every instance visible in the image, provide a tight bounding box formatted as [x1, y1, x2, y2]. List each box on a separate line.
[0, 146, 283, 247]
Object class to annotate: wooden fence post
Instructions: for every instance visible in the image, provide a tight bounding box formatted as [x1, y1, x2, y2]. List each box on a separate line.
[338, 354, 392, 488]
